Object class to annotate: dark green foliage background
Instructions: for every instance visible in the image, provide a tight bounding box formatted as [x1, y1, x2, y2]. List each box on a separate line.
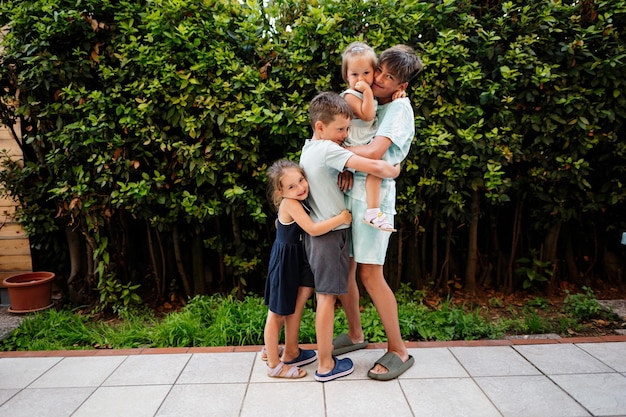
[1, 0, 625, 311]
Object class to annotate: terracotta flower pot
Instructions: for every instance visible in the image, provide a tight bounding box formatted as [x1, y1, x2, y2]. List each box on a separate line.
[3, 271, 55, 313]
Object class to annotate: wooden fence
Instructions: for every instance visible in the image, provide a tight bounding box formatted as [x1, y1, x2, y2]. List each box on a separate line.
[0, 121, 32, 305]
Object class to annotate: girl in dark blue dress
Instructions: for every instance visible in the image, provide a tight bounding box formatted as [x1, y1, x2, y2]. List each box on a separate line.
[263, 159, 352, 378]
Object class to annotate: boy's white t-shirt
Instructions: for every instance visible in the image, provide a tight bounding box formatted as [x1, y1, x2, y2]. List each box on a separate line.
[300, 139, 353, 229]
[344, 97, 415, 214]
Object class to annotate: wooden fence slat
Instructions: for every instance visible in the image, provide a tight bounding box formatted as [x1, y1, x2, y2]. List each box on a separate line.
[0, 138, 21, 157]
[0, 270, 31, 280]
[0, 223, 27, 239]
[0, 206, 17, 216]
[0, 195, 19, 206]
[0, 238, 30, 256]
[0, 255, 32, 272]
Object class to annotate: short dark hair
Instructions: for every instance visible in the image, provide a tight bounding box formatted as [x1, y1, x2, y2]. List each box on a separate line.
[309, 92, 353, 129]
[378, 45, 423, 84]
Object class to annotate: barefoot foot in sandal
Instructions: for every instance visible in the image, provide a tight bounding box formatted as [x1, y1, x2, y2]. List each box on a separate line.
[267, 361, 307, 379]
[260, 346, 285, 362]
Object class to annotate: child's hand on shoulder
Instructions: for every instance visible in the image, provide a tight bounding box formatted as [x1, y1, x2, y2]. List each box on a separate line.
[392, 89, 406, 100]
[340, 209, 352, 225]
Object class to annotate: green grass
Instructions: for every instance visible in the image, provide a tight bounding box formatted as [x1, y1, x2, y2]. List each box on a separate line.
[0, 285, 618, 351]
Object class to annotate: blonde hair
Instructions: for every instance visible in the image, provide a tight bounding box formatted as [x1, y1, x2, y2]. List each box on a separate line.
[341, 41, 378, 85]
[266, 159, 306, 211]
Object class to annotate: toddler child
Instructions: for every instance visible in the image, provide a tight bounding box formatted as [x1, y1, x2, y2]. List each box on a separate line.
[340, 41, 401, 232]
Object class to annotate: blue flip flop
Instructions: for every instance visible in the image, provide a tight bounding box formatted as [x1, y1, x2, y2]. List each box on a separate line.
[314, 357, 354, 382]
[284, 348, 317, 367]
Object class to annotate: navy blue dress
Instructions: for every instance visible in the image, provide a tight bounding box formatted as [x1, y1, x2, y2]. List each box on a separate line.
[264, 216, 307, 316]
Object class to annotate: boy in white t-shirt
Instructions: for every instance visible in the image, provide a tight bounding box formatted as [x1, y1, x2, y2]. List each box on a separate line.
[299, 91, 400, 382]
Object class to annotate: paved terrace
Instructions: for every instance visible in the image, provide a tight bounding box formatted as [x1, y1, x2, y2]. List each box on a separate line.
[0, 335, 625, 417]
[1, 301, 626, 417]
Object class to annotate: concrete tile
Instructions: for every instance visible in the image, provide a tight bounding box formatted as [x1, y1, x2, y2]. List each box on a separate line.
[450, 346, 540, 376]
[31, 356, 126, 388]
[1, 342, 625, 417]
[0, 387, 95, 417]
[0, 388, 19, 405]
[476, 375, 591, 417]
[326, 379, 413, 417]
[250, 348, 380, 382]
[514, 344, 613, 374]
[351, 348, 468, 380]
[551, 373, 626, 416]
[0, 357, 62, 388]
[330, 348, 383, 380]
[177, 352, 255, 384]
[103, 354, 190, 386]
[72, 385, 171, 417]
[156, 383, 247, 417]
[401, 378, 501, 417]
[249, 352, 317, 383]
[576, 342, 626, 372]
[404, 347, 469, 378]
[241, 381, 323, 417]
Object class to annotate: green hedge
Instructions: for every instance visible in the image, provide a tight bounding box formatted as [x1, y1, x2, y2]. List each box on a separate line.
[1, 0, 625, 311]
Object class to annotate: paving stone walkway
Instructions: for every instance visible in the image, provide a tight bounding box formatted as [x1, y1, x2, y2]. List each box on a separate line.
[1, 304, 626, 417]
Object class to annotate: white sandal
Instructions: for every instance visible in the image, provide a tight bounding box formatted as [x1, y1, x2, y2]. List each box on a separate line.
[362, 212, 396, 232]
[267, 362, 307, 379]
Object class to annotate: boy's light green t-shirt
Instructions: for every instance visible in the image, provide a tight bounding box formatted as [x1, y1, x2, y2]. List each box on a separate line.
[300, 139, 353, 230]
[344, 97, 415, 214]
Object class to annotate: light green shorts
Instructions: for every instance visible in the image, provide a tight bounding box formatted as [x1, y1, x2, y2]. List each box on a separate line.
[345, 197, 392, 265]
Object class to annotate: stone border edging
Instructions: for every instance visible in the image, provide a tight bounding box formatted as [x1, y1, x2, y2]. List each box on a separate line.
[2, 335, 626, 358]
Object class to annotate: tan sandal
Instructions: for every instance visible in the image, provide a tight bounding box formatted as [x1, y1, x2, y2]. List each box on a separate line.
[267, 362, 307, 379]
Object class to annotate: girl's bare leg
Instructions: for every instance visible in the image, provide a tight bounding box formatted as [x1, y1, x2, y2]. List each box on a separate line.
[283, 286, 314, 362]
[263, 311, 285, 368]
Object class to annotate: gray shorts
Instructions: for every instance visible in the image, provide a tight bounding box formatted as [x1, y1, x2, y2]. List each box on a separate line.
[300, 253, 315, 288]
[303, 229, 350, 295]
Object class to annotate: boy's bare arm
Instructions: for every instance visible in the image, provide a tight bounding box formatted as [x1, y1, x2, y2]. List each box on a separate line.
[344, 154, 400, 179]
[347, 135, 392, 160]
